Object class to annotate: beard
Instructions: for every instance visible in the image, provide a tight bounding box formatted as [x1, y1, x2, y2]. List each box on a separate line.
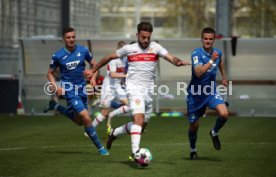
[138, 40, 150, 49]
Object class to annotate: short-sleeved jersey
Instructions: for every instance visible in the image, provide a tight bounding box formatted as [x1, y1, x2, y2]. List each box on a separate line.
[187, 47, 222, 99]
[116, 42, 168, 84]
[104, 57, 127, 87]
[50, 44, 92, 85]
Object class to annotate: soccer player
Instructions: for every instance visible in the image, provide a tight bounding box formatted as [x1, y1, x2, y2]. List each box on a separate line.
[92, 22, 190, 160]
[186, 27, 229, 160]
[44, 27, 109, 155]
[91, 41, 130, 134]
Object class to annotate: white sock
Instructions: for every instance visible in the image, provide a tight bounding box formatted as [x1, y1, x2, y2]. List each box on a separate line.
[211, 129, 218, 136]
[92, 113, 105, 127]
[130, 124, 142, 154]
[190, 148, 197, 152]
[109, 105, 130, 119]
[113, 122, 133, 136]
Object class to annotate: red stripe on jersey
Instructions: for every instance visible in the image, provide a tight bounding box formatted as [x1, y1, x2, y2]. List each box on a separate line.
[130, 132, 141, 135]
[128, 53, 158, 62]
[107, 65, 110, 71]
[116, 67, 125, 73]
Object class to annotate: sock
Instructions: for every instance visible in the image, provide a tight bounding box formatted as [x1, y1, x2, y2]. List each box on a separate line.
[56, 104, 75, 121]
[113, 122, 133, 136]
[109, 105, 130, 119]
[85, 125, 103, 150]
[92, 113, 105, 127]
[188, 129, 197, 150]
[213, 117, 227, 134]
[130, 124, 142, 154]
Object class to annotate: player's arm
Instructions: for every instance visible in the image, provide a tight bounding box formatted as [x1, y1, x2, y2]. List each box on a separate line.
[163, 53, 190, 66]
[110, 72, 126, 79]
[218, 60, 228, 87]
[88, 60, 99, 86]
[194, 51, 219, 78]
[47, 67, 63, 95]
[92, 52, 119, 73]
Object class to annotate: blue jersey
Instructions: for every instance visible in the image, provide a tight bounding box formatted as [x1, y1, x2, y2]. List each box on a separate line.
[50, 44, 92, 85]
[187, 47, 222, 99]
[50, 44, 92, 99]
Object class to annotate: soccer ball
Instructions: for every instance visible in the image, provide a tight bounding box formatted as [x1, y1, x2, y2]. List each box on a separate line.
[134, 148, 153, 167]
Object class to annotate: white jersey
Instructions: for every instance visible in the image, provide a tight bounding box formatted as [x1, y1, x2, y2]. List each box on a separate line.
[116, 42, 168, 85]
[103, 57, 127, 87]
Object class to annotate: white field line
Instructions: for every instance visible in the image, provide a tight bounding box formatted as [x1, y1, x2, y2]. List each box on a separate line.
[0, 142, 274, 151]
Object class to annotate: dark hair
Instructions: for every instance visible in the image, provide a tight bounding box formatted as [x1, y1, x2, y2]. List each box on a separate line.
[137, 22, 153, 33]
[201, 27, 216, 38]
[62, 27, 75, 36]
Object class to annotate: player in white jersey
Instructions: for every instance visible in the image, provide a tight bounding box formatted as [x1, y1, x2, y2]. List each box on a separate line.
[92, 22, 190, 161]
[91, 41, 130, 133]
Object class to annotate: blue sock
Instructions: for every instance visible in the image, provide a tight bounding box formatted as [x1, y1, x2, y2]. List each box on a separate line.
[85, 126, 103, 150]
[213, 117, 227, 133]
[188, 129, 197, 149]
[56, 105, 75, 121]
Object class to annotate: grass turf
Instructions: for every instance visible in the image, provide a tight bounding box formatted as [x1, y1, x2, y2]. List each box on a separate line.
[0, 115, 275, 177]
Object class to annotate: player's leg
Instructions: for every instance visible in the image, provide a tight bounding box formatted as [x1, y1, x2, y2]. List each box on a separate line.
[92, 86, 115, 128]
[107, 98, 130, 128]
[44, 99, 83, 125]
[92, 107, 110, 127]
[129, 96, 145, 154]
[186, 99, 206, 160]
[208, 94, 228, 150]
[74, 96, 109, 155]
[106, 122, 133, 149]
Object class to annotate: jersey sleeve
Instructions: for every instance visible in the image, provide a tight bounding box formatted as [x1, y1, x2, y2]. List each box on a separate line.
[84, 47, 93, 63]
[108, 59, 117, 72]
[116, 45, 129, 58]
[50, 54, 59, 69]
[154, 42, 168, 57]
[191, 50, 203, 67]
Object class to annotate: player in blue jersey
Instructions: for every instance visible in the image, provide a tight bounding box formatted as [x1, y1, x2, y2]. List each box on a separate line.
[186, 27, 229, 160]
[44, 27, 109, 155]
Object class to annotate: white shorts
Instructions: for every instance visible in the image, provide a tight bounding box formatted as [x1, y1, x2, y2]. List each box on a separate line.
[127, 82, 154, 122]
[100, 84, 127, 108]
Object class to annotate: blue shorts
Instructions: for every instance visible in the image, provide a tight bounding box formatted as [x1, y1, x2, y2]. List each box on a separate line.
[186, 94, 225, 123]
[67, 96, 88, 113]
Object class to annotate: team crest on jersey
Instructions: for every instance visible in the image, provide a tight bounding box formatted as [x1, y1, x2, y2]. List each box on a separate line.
[135, 99, 141, 105]
[147, 48, 155, 53]
[193, 56, 199, 64]
[50, 59, 54, 65]
[77, 52, 81, 57]
[66, 60, 80, 70]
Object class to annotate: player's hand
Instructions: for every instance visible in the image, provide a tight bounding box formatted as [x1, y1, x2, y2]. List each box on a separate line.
[56, 87, 65, 96]
[211, 52, 219, 61]
[176, 60, 191, 66]
[83, 70, 92, 79]
[222, 79, 228, 87]
[90, 78, 97, 87]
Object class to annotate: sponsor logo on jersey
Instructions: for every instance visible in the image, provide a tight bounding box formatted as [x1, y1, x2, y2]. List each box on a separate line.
[147, 48, 155, 53]
[128, 53, 158, 62]
[66, 60, 80, 70]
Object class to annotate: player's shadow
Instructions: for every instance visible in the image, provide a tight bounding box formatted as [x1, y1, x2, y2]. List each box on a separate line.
[120, 161, 151, 170]
[183, 156, 221, 162]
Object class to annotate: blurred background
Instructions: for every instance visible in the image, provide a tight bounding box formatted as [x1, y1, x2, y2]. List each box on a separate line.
[0, 0, 275, 116]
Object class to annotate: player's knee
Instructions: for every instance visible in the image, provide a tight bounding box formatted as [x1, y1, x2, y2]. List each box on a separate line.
[219, 110, 228, 119]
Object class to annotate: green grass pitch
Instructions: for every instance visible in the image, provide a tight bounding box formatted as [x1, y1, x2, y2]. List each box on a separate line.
[0, 115, 275, 177]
